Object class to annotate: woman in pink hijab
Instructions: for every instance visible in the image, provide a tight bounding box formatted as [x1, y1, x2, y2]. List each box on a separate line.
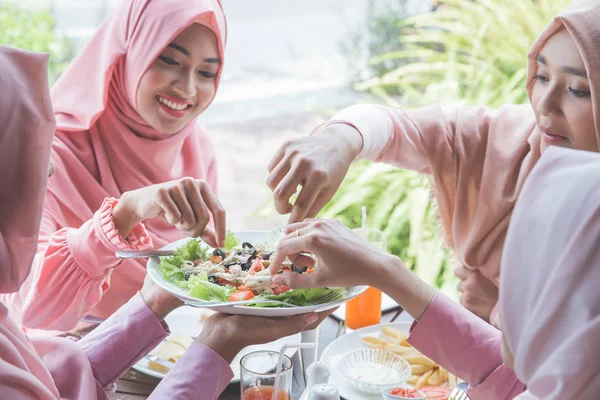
[266, 0, 600, 322]
[2, 0, 232, 331]
[0, 45, 330, 398]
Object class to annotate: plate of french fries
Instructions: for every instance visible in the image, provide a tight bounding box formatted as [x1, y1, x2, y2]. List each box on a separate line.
[321, 322, 461, 400]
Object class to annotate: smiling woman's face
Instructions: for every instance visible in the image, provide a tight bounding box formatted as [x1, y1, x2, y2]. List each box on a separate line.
[136, 23, 220, 136]
[531, 28, 596, 153]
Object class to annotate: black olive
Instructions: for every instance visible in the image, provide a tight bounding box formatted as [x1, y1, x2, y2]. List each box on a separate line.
[246, 254, 257, 266]
[240, 262, 251, 271]
[213, 248, 226, 259]
[293, 265, 308, 274]
[263, 252, 273, 261]
[236, 249, 246, 257]
[207, 274, 219, 284]
[242, 242, 257, 256]
[185, 272, 193, 281]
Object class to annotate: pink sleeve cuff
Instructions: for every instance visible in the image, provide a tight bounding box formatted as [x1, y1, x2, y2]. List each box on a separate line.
[309, 119, 365, 159]
[95, 197, 152, 251]
[78, 292, 169, 389]
[150, 342, 234, 399]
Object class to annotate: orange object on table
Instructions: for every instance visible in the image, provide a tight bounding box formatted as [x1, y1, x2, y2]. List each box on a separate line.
[345, 286, 382, 329]
[242, 386, 290, 400]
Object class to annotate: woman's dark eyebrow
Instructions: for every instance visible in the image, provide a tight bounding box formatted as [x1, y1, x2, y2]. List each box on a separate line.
[166, 43, 220, 64]
[168, 43, 191, 57]
[536, 54, 587, 78]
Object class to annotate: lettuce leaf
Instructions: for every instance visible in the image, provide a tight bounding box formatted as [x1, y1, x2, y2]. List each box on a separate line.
[173, 239, 210, 261]
[159, 256, 186, 283]
[255, 287, 347, 307]
[187, 274, 234, 301]
[224, 231, 240, 250]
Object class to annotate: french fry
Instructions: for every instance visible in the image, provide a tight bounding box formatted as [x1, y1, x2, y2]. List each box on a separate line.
[448, 372, 458, 389]
[427, 368, 441, 386]
[147, 361, 170, 373]
[403, 354, 438, 368]
[415, 369, 434, 389]
[439, 366, 449, 384]
[406, 375, 419, 385]
[362, 336, 391, 347]
[382, 326, 407, 342]
[388, 345, 420, 357]
[410, 364, 432, 375]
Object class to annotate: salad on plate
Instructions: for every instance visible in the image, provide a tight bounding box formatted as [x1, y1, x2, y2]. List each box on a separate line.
[158, 231, 345, 307]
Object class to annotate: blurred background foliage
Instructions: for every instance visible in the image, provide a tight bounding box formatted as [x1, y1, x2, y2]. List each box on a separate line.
[0, 3, 73, 84]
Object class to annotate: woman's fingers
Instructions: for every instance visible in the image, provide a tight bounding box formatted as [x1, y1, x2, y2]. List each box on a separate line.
[199, 182, 227, 247]
[169, 184, 196, 230]
[272, 163, 304, 215]
[269, 235, 314, 275]
[289, 177, 325, 224]
[272, 270, 321, 288]
[454, 266, 471, 280]
[155, 187, 182, 224]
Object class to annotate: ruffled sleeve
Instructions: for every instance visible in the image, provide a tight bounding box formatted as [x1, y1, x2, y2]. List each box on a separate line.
[1, 197, 153, 331]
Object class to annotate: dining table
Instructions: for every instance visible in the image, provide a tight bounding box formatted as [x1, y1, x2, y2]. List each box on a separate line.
[107, 302, 406, 400]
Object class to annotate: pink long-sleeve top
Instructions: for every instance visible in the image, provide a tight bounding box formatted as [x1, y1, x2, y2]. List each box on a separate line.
[0, 292, 233, 400]
[408, 292, 525, 399]
[332, 103, 540, 285]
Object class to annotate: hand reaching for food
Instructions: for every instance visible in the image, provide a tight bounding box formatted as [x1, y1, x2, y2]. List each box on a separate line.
[266, 123, 362, 223]
[113, 177, 226, 247]
[269, 219, 393, 289]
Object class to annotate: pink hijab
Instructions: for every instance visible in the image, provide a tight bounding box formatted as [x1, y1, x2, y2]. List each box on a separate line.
[0, 46, 80, 398]
[500, 147, 600, 399]
[44, 0, 226, 317]
[0, 46, 55, 293]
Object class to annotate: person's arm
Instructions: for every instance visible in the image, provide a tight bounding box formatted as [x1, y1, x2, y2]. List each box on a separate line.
[327, 104, 456, 174]
[270, 221, 526, 400]
[148, 342, 234, 400]
[1, 196, 152, 331]
[373, 257, 524, 399]
[75, 292, 170, 389]
[407, 292, 525, 399]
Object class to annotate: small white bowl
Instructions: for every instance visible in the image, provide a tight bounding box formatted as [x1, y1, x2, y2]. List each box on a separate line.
[338, 349, 411, 394]
[381, 387, 426, 400]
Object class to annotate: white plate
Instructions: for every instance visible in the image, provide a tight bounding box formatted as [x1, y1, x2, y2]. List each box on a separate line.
[132, 306, 301, 382]
[320, 320, 415, 400]
[146, 230, 368, 317]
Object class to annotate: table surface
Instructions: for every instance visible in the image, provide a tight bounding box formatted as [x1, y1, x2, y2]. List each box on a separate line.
[108, 308, 405, 400]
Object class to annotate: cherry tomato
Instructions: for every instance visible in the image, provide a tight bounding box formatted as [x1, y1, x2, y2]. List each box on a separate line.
[270, 284, 291, 295]
[218, 277, 237, 287]
[389, 387, 424, 398]
[420, 386, 451, 400]
[248, 257, 264, 275]
[229, 291, 255, 301]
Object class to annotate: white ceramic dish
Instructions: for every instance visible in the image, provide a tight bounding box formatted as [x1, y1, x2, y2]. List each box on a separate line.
[320, 321, 414, 400]
[132, 306, 301, 382]
[339, 349, 411, 394]
[146, 231, 368, 317]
